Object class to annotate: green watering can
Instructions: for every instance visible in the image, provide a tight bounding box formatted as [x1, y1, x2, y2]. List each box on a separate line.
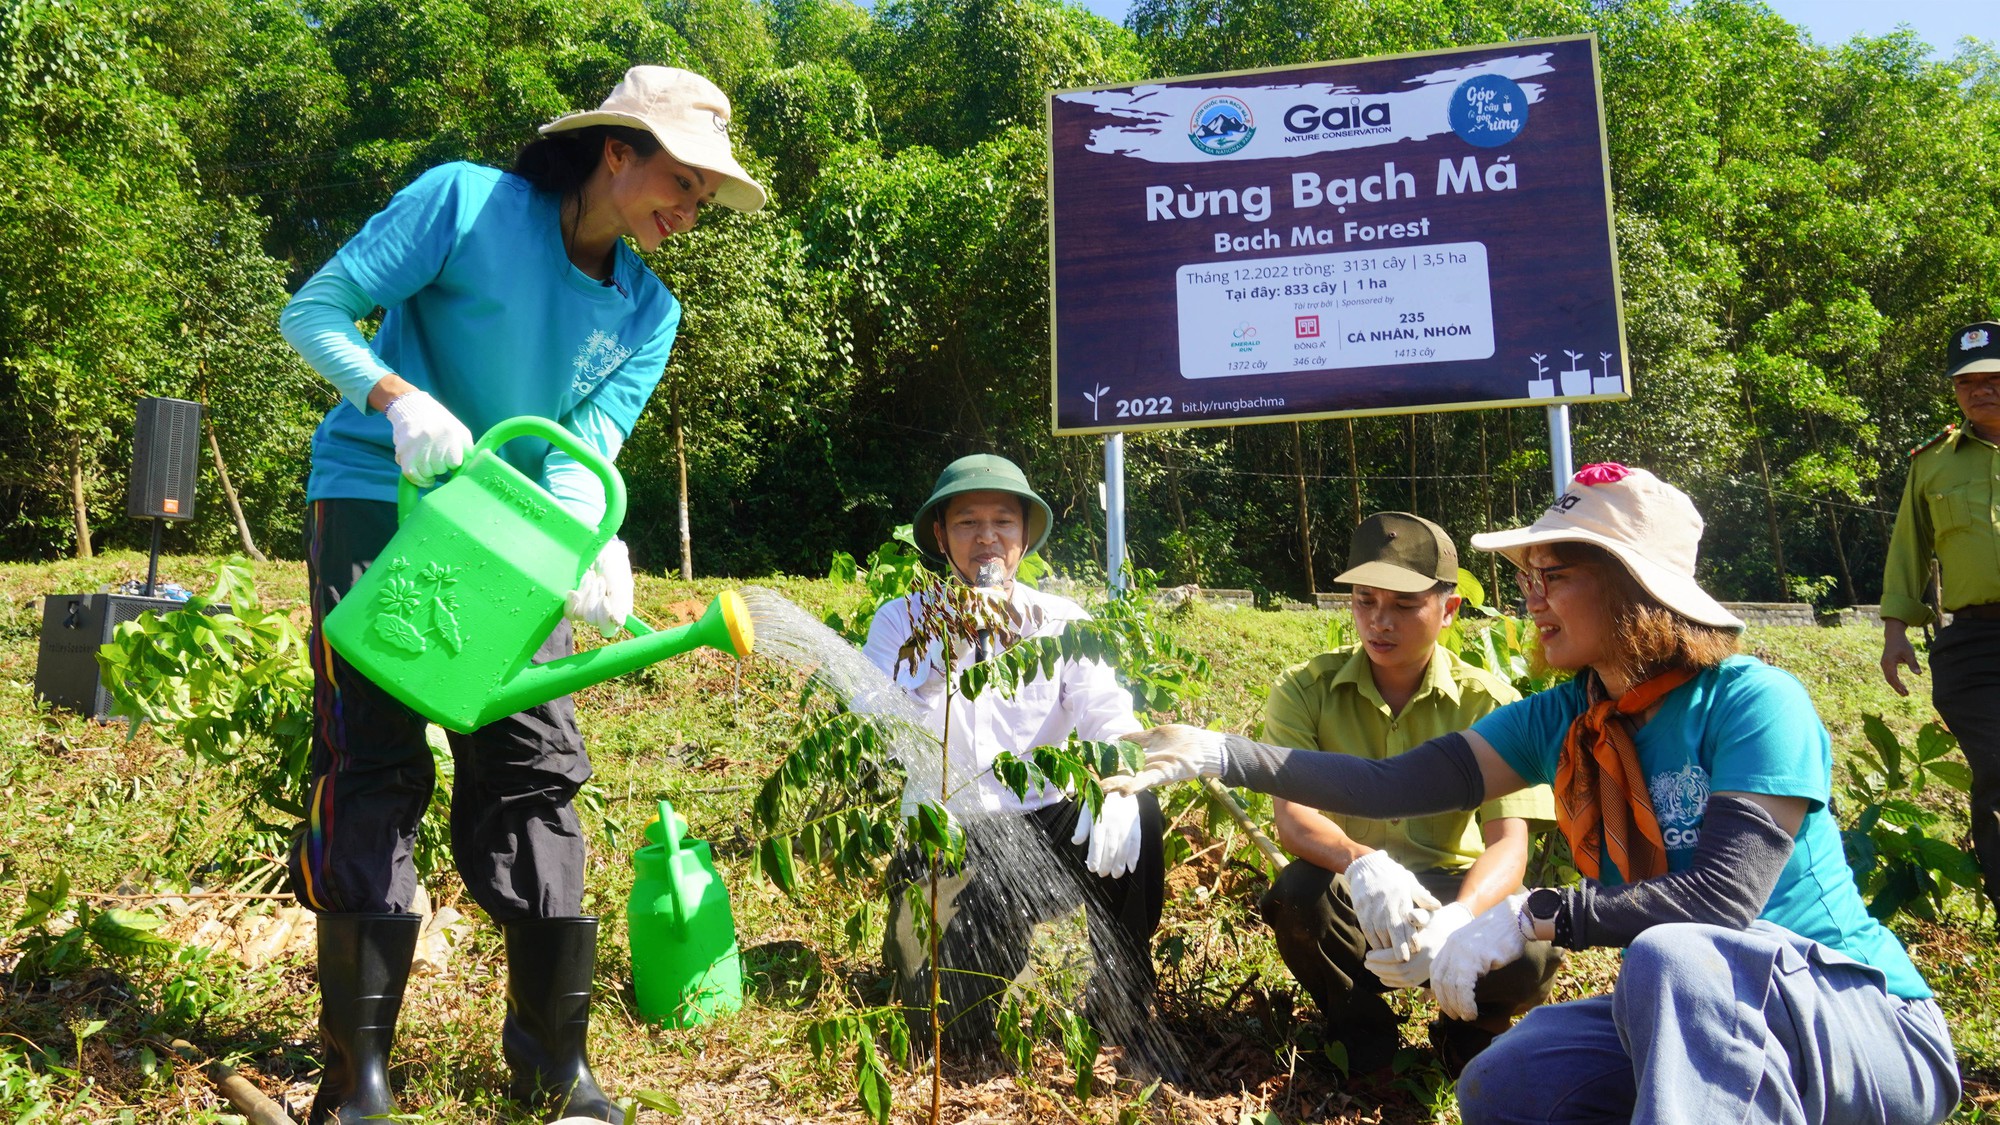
[629, 799, 743, 1027]
[323, 415, 754, 733]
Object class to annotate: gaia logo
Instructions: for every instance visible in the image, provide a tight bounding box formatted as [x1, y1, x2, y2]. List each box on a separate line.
[1647, 763, 1710, 851]
[1283, 99, 1392, 136]
[1189, 95, 1255, 156]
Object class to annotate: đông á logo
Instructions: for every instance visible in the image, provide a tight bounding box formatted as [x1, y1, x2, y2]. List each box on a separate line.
[1189, 95, 1255, 156]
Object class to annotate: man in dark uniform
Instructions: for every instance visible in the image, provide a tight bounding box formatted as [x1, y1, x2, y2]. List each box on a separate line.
[1881, 319, 2000, 908]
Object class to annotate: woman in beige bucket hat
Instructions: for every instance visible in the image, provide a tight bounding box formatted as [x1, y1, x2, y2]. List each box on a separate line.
[1108, 464, 1960, 1124]
[278, 66, 763, 1125]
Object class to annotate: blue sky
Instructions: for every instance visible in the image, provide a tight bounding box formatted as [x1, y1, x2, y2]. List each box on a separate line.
[1064, 0, 1990, 59]
[1759, 0, 1988, 56]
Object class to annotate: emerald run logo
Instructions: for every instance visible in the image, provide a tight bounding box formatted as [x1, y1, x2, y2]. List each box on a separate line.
[1189, 95, 1254, 156]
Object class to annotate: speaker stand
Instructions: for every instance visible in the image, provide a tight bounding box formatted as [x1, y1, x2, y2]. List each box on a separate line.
[145, 517, 163, 597]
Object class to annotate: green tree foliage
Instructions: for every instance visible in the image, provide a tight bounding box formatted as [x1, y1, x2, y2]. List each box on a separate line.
[624, 202, 834, 575]
[4, 0, 2000, 605]
[768, 0, 872, 68]
[738, 61, 878, 208]
[309, 0, 695, 219]
[656, 0, 776, 94]
[855, 0, 1141, 153]
[1128, 0, 1587, 78]
[0, 0, 318, 556]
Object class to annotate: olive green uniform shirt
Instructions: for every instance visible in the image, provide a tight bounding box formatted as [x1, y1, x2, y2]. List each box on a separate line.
[1262, 644, 1555, 873]
[1883, 424, 2000, 627]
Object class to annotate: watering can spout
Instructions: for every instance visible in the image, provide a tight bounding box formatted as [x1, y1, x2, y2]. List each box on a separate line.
[488, 591, 755, 722]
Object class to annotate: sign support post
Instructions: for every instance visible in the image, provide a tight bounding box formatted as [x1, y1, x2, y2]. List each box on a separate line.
[1105, 433, 1127, 594]
[1546, 404, 1574, 496]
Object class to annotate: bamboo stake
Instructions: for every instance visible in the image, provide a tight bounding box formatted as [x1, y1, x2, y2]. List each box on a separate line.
[206, 423, 267, 561]
[1200, 778, 1287, 872]
[76, 890, 296, 902]
[1291, 422, 1315, 597]
[673, 385, 694, 581]
[162, 1039, 297, 1125]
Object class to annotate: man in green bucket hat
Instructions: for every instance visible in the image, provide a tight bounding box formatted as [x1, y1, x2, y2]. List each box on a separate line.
[861, 454, 1167, 1060]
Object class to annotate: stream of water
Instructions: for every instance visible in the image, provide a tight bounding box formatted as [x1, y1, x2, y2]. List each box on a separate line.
[739, 586, 1186, 1080]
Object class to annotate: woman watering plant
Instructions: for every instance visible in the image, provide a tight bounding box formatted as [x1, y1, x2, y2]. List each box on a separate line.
[1106, 464, 1962, 1125]
[277, 66, 765, 1125]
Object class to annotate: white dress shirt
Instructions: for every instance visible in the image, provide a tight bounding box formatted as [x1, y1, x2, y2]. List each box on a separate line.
[860, 582, 1143, 818]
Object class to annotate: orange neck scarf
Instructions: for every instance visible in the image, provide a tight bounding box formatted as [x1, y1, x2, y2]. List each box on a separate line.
[1555, 667, 1696, 882]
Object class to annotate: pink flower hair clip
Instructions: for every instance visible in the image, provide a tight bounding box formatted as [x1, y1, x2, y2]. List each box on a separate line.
[1572, 462, 1632, 486]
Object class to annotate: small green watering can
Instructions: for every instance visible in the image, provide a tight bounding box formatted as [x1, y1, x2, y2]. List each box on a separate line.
[629, 799, 743, 1027]
[323, 415, 754, 733]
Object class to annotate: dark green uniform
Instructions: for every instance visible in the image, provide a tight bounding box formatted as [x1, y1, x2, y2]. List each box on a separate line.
[1883, 422, 2000, 904]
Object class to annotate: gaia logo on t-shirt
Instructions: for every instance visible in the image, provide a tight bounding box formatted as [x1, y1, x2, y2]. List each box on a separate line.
[1648, 762, 1709, 851]
[571, 330, 632, 397]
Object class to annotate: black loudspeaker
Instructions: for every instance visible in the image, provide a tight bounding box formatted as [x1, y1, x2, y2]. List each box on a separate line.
[34, 593, 228, 720]
[128, 397, 202, 521]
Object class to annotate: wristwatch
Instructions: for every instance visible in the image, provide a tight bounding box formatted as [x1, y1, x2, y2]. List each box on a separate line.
[1518, 887, 1568, 947]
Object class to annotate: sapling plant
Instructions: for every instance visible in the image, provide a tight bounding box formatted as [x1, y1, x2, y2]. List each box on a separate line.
[7, 870, 173, 983]
[1842, 715, 1981, 922]
[753, 562, 1202, 1122]
[96, 558, 454, 885]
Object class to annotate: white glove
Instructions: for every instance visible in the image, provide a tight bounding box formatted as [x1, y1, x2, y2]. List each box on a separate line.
[1430, 891, 1535, 1022]
[1363, 900, 1473, 990]
[1100, 725, 1227, 794]
[1347, 850, 1443, 952]
[383, 390, 474, 487]
[1071, 790, 1144, 878]
[565, 537, 633, 638]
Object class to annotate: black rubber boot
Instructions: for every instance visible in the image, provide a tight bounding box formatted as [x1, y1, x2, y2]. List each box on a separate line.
[502, 916, 624, 1124]
[307, 912, 421, 1125]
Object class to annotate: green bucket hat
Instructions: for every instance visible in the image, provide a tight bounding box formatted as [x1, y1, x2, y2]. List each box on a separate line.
[913, 454, 1053, 558]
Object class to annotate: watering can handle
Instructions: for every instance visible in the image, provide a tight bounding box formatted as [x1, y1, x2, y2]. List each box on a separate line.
[394, 415, 627, 542]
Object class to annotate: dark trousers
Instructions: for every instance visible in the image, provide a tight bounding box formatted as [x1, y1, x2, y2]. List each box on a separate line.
[1931, 619, 2000, 907]
[1259, 859, 1561, 1032]
[288, 498, 591, 922]
[882, 795, 1166, 1053]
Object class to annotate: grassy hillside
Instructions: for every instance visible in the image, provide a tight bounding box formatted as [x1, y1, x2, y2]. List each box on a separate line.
[0, 552, 1990, 1122]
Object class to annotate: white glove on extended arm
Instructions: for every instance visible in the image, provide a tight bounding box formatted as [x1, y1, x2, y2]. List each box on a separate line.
[565, 537, 633, 638]
[1346, 849, 1443, 951]
[1070, 790, 1144, 878]
[1100, 725, 1227, 794]
[1429, 891, 1535, 1022]
[382, 390, 474, 487]
[1363, 900, 1473, 990]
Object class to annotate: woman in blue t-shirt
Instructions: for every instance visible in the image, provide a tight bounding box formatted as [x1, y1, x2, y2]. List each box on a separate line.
[1110, 464, 1960, 1125]
[278, 67, 764, 1125]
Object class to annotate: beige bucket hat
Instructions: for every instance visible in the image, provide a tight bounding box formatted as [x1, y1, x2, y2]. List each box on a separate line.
[1470, 463, 1743, 630]
[540, 66, 767, 213]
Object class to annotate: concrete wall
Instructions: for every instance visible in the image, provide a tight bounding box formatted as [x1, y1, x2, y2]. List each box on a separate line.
[1717, 601, 1818, 627]
[1042, 578, 1883, 627]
